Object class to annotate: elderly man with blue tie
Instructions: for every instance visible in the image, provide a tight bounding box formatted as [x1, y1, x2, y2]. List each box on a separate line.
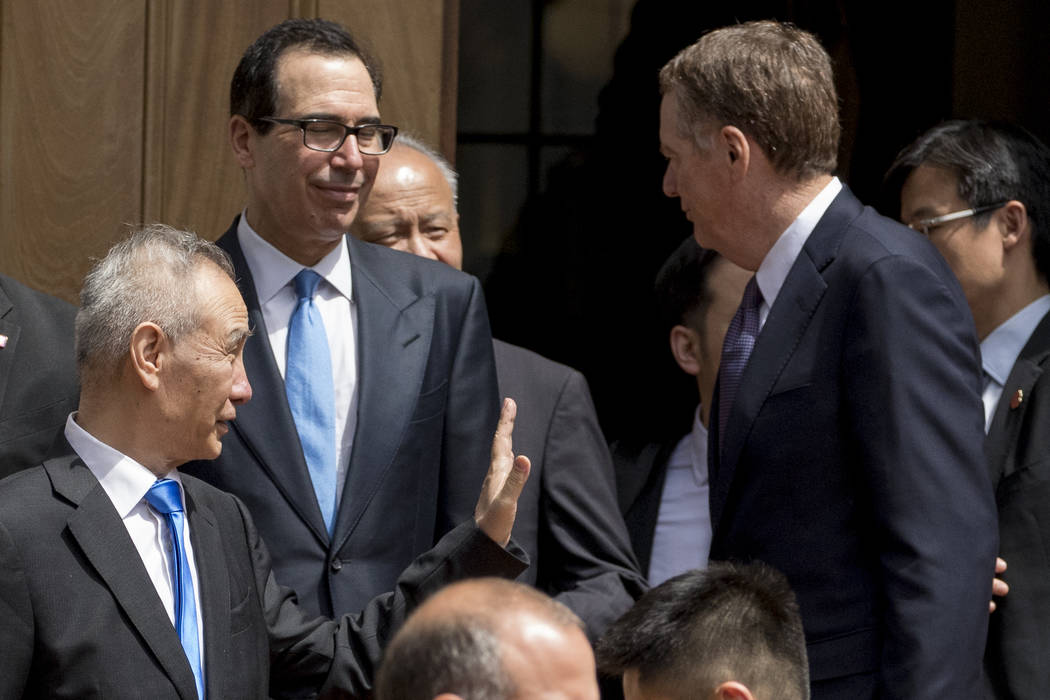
[0, 224, 530, 699]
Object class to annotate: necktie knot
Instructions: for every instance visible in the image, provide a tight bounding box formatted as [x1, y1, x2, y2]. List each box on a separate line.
[146, 478, 184, 515]
[741, 276, 762, 309]
[294, 269, 323, 301]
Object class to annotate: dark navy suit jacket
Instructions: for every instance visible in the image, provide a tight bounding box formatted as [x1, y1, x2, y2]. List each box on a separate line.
[183, 218, 499, 619]
[708, 187, 998, 699]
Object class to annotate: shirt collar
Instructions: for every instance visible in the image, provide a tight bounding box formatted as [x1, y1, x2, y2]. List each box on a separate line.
[755, 177, 842, 309]
[687, 405, 709, 485]
[63, 412, 183, 518]
[981, 294, 1050, 385]
[237, 212, 354, 304]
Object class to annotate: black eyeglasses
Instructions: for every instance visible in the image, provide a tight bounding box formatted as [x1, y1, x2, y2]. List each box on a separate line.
[257, 117, 398, 155]
[907, 202, 1008, 236]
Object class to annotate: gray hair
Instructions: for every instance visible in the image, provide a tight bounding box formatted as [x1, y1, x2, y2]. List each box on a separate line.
[75, 224, 235, 383]
[393, 133, 459, 206]
[659, 21, 839, 180]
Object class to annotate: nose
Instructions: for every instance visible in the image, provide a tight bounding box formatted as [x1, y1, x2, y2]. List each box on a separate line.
[330, 132, 365, 170]
[231, 357, 253, 405]
[662, 163, 678, 198]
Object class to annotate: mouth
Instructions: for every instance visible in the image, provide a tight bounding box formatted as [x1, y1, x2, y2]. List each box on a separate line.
[312, 182, 361, 204]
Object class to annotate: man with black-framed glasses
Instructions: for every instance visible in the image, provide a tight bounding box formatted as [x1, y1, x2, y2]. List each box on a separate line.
[888, 120, 1050, 700]
[182, 18, 504, 629]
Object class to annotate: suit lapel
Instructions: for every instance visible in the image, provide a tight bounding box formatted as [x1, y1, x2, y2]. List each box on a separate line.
[986, 309, 1050, 484]
[334, 237, 433, 548]
[47, 451, 199, 700]
[0, 281, 19, 411]
[710, 188, 860, 529]
[218, 222, 330, 544]
[184, 481, 230, 700]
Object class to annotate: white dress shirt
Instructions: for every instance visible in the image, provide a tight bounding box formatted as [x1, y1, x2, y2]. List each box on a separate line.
[237, 215, 359, 504]
[755, 177, 843, 329]
[980, 294, 1050, 432]
[648, 406, 712, 587]
[64, 413, 204, 670]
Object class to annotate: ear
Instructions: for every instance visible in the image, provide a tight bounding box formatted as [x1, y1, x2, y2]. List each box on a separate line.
[720, 125, 750, 177]
[229, 114, 256, 169]
[712, 681, 756, 700]
[998, 199, 1028, 252]
[670, 324, 702, 376]
[129, 322, 167, 392]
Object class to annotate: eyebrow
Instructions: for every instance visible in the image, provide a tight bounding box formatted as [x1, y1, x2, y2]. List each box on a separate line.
[299, 113, 382, 126]
[905, 206, 940, 221]
[228, 327, 253, 349]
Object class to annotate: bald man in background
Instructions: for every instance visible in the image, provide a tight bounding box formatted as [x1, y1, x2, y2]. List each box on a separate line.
[352, 135, 645, 639]
[376, 578, 599, 700]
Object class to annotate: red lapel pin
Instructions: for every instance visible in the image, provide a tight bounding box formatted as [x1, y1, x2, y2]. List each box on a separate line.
[0, 334, 7, 349]
[1010, 388, 1024, 410]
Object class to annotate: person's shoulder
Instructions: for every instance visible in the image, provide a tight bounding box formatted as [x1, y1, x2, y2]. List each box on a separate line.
[0, 465, 59, 529]
[493, 339, 575, 383]
[0, 273, 76, 324]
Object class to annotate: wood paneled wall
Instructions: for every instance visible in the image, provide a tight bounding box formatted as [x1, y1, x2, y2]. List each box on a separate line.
[0, 0, 458, 302]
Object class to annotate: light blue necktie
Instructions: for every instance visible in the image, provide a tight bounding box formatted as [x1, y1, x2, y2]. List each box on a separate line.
[286, 269, 337, 534]
[146, 478, 204, 700]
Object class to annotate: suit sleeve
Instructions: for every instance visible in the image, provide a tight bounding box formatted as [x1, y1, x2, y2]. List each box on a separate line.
[537, 370, 647, 639]
[435, 277, 500, 535]
[235, 497, 528, 698]
[843, 255, 998, 698]
[0, 518, 32, 698]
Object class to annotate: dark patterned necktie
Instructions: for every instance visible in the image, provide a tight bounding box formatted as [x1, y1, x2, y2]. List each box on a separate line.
[718, 276, 762, 451]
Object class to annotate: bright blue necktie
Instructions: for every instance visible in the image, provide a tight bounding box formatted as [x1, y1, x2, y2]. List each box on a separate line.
[146, 478, 204, 700]
[718, 276, 762, 454]
[286, 269, 337, 534]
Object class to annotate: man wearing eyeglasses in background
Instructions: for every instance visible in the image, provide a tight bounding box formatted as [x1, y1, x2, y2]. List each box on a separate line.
[887, 120, 1050, 700]
[182, 18, 503, 623]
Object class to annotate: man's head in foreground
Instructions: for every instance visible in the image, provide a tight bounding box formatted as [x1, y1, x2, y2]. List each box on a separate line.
[351, 133, 463, 269]
[657, 20, 839, 270]
[887, 120, 1050, 339]
[596, 562, 809, 700]
[229, 17, 396, 266]
[74, 224, 252, 474]
[654, 239, 751, 428]
[375, 578, 598, 700]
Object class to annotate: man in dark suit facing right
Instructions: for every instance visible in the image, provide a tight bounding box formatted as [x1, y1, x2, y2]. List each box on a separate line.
[0, 225, 529, 699]
[888, 120, 1050, 700]
[657, 21, 997, 698]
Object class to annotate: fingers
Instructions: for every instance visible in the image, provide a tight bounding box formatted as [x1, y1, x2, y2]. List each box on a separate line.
[990, 557, 1009, 613]
[492, 398, 517, 461]
[476, 398, 530, 547]
[478, 455, 530, 547]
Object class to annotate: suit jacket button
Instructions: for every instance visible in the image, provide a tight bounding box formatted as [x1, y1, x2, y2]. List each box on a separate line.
[330, 559, 343, 572]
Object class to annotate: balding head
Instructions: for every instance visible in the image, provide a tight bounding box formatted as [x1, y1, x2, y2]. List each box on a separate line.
[376, 578, 598, 700]
[352, 135, 463, 269]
